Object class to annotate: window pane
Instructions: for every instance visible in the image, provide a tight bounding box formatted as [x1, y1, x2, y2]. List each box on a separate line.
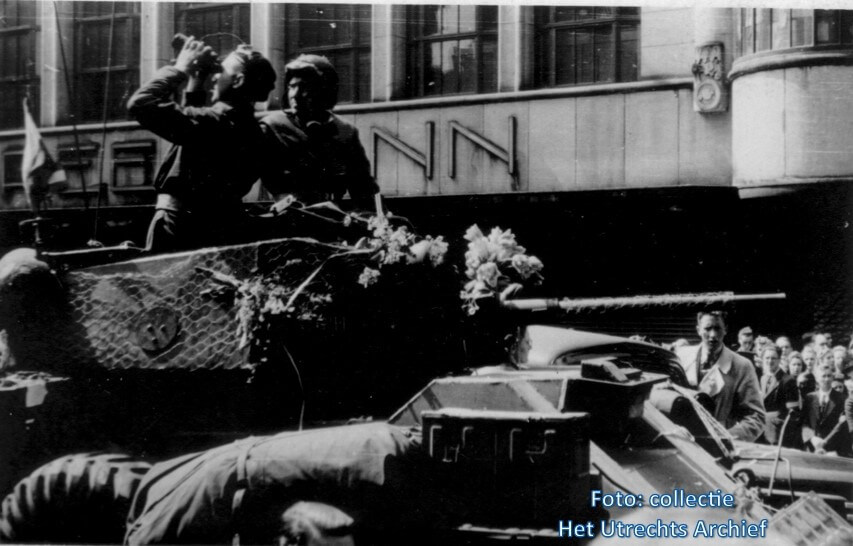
[0, 0, 39, 129]
[74, 4, 139, 122]
[479, 6, 497, 32]
[594, 25, 615, 82]
[295, 5, 323, 48]
[534, 6, 640, 89]
[815, 10, 839, 44]
[425, 41, 441, 95]
[285, 4, 372, 103]
[335, 6, 353, 44]
[181, 4, 248, 56]
[458, 5, 476, 33]
[791, 10, 814, 46]
[115, 19, 132, 65]
[77, 1, 102, 19]
[440, 5, 458, 35]
[576, 6, 594, 21]
[2, 34, 18, 76]
[457, 38, 476, 93]
[554, 7, 576, 22]
[771, 9, 791, 49]
[555, 29, 576, 85]
[842, 10, 853, 44]
[742, 9, 754, 54]
[235, 5, 250, 45]
[356, 5, 371, 46]
[481, 37, 497, 92]
[755, 9, 772, 52]
[333, 52, 353, 103]
[1, 0, 37, 26]
[408, 3, 498, 97]
[81, 21, 108, 67]
[441, 40, 459, 93]
[619, 23, 639, 82]
[421, 5, 439, 37]
[576, 29, 593, 84]
[358, 50, 371, 101]
[315, 6, 337, 46]
[735, 8, 743, 57]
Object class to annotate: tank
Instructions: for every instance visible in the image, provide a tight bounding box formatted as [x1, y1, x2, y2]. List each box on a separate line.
[0, 215, 851, 544]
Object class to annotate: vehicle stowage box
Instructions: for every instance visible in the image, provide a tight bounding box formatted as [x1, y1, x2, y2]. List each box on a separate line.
[421, 408, 591, 527]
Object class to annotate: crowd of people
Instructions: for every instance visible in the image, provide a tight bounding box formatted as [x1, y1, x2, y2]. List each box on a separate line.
[665, 313, 853, 457]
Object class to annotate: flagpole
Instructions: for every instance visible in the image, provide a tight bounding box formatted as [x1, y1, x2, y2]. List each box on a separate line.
[52, 0, 90, 211]
[91, 1, 118, 245]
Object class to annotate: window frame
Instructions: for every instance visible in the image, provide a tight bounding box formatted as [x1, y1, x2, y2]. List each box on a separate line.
[175, 3, 251, 58]
[71, 1, 141, 123]
[0, 0, 40, 129]
[533, 6, 640, 89]
[737, 8, 853, 58]
[405, 5, 499, 98]
[284, 4, 372, 105]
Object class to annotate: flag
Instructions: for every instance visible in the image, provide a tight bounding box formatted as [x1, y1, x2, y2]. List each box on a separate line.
[21, 99, 67, 209]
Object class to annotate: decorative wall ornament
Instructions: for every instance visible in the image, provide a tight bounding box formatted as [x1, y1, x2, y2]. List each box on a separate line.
[449, 116, 518, 190]
[371, 123, 435, 181]
[692, 42, 727, 113]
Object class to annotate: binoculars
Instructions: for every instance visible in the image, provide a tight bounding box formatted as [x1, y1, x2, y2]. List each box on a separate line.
[171, 33, 221, 72]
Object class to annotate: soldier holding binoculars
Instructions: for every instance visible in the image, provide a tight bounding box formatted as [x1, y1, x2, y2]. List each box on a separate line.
[128, 36, 276, 252]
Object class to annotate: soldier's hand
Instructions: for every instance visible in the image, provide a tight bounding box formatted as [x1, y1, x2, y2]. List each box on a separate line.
[174, 37, 217, 77]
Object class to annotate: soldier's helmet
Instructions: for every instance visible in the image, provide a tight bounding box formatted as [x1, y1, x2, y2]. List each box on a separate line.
[283, 54, 339, 111]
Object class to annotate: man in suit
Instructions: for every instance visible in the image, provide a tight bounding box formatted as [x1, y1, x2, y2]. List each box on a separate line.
[759, 345, 801, 447]
[676, 311, 766, 442]
[802, 365, 847, 454]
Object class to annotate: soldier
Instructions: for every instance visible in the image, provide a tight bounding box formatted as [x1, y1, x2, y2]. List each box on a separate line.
[260, 55, 379, 212]
[128, 37, 277, 252]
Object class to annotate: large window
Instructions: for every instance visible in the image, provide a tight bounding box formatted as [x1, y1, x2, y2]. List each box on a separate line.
[737, 9, 853, 57]
[73, 1, 140, 123]
[285, 4, 371, 104]
[176, 3, 250, 59]
[534, 7, 639, 88]
[0, 0, 39, 129]
[406, 5, 498, 97]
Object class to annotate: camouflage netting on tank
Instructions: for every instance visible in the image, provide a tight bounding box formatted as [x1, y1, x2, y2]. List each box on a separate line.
[60, 238, 359, 372]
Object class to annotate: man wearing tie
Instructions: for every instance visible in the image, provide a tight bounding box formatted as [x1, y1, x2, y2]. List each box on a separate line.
[802, 365, 847, 454]
[759, 345, 801, 447]
[675, 311, 766, 441]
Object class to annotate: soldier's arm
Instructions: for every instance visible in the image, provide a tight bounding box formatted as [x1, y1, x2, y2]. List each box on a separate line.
[127, 38, 216, 144]
[345, 128, 380, 210]
[258, 119, 296, 201]
[727, 364, 767, 442]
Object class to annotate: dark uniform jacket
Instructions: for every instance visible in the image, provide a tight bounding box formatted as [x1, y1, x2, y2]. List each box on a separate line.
[259, 110, 378, 208]
[128, 66, 266, 220]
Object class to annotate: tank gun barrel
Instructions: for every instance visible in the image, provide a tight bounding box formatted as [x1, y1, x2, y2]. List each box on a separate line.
[499, 291, 786, 312]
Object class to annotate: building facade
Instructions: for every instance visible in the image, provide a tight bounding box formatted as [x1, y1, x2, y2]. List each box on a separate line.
[0, 3, 851, 342]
